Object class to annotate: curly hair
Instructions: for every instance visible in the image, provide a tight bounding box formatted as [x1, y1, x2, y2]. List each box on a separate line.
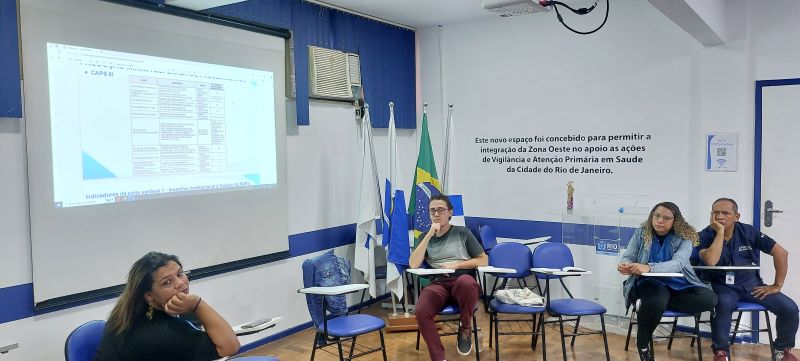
[641, 202, 699, 245]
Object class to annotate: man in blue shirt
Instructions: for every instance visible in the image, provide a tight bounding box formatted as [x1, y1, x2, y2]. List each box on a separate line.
[697, 198, 798, 361]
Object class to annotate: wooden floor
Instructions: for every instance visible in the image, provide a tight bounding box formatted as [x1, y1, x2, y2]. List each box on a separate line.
[235, 302, 775, 361]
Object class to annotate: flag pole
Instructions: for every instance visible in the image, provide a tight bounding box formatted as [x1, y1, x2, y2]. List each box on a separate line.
[443, 104, 454, 193]
[388, 101, 399, 317]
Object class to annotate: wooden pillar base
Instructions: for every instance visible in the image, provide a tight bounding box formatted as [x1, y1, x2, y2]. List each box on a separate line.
[385, 313, 418, 333]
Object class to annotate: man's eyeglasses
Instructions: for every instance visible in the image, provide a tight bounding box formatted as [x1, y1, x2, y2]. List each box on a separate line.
[653, 213, 674, 222]
[429, 207, 449, 215]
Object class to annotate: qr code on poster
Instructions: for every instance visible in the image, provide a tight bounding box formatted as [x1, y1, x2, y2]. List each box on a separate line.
[716, 147, 727, 156]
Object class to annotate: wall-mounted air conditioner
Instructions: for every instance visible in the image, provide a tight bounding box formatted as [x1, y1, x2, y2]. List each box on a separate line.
[308, 46, 361, 101]
[482, 0, 549, 17]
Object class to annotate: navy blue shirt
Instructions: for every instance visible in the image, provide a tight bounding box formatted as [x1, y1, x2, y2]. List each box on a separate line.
[696, 222, 776, 289]
[647, 234, 693, 290]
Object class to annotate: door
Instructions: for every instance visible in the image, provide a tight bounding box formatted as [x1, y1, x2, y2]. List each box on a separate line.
[756, 79, 800, 347]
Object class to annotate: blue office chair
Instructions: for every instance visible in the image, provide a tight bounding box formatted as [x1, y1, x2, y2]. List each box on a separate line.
[532, 242, 611, 361]
[65, 320, 105, 361]
[300, 253, 387, 361]
[728, 301, 776, 361]
[483, 242, 547, 361]
[478, 225, 498, 253]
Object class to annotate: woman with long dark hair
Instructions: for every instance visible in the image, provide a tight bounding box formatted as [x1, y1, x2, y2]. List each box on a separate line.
[94, 252, 239, 361]
[618, 202, 717, 361]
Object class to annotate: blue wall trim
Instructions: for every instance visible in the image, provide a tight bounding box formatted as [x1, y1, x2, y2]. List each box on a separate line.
[0, 0, 22, 118]
[0, 216, 633, 324]
[0, 283, 34, 324]
[289, 223, 356, 257]
[468, 216, 637, 248]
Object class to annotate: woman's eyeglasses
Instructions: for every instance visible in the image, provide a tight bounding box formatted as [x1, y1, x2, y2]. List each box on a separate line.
[653, 213, 674, 222]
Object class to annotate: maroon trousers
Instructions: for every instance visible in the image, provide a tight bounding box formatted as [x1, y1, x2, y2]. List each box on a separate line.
[416, 274, 481, 361]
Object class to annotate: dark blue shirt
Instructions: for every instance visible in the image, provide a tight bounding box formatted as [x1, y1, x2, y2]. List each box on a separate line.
[647, 233, 694, 290]
[696, 222, 776, 289]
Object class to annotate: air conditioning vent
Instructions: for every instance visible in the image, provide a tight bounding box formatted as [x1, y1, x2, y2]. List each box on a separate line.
[308, 46, 361, 101]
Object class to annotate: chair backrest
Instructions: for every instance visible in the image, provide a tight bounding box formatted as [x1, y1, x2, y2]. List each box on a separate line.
[531, 242, 574, 279]
[478, 225, 497, 252]
[302, 251, 352, 327]
[65, 320, 105, 361]
[489, 242, 533, 278]
[465, 219, 482, 244]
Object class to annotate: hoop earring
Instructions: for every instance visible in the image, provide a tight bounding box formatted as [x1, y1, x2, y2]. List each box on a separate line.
[145, 301, 154, 321]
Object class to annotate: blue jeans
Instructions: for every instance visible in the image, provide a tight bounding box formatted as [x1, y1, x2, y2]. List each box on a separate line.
[711, 283, 799, 351]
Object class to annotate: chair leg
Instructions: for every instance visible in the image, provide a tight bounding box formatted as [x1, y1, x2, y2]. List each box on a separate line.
[570, 316, 581, 346]
[558, 316, 568, 361]
[600, 314, 611, 361]
[336, 338, 345, 361]
[531, 314, 537, 350]
[533, 313, 542, 350]
[694, 315, 703, 361]
[625, 308, 636, 351]
[489, 313, 494, 349]
[764, 310, 776, 361]
[731, 310, 743, 342]
[541, 313, 547, 361]
[473, 313, 480, 361]
[310, 331, 320, 361]
[668, 317, 678, 350]
[347, 335, 357, 360]
[415, 328, 421, 350]
[379, 330, 388, 361]
[495, 313, 501, 361]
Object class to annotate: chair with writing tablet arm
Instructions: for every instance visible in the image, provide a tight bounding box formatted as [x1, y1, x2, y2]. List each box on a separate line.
[480, 241, 547, 361]
[531, 242, 610, 361]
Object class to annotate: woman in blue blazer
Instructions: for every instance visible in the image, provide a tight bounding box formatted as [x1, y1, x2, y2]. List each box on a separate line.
[618, 202, 717, 361]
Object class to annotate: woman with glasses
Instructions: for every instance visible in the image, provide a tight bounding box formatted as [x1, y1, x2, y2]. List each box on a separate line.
[618, 202, 717, 361]
[409, 194, 488, 361]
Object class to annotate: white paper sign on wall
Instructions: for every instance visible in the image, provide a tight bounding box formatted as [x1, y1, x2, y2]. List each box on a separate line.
[705, 132, 738, 172]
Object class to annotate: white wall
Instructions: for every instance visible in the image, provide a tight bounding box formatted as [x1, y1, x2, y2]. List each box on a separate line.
[418, 0, 800, 335]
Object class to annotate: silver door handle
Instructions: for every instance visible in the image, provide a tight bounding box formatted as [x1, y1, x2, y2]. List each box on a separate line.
[766, 208, 783, 214]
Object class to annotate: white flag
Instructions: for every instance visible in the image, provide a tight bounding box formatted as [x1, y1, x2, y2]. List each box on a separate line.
[381, 102, 410, 301]
[354, 105, 382, 298]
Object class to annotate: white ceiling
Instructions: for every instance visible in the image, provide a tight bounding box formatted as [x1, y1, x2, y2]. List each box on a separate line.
[167, 0, 742, 45]
[167, 0, 497, 29]
[310, 0, 495, 29]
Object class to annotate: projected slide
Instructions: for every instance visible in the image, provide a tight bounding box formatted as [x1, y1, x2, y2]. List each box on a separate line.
[47, 43, 277, 208]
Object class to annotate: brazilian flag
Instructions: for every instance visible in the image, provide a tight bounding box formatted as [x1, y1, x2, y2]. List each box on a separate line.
[408, 112, 441, 246]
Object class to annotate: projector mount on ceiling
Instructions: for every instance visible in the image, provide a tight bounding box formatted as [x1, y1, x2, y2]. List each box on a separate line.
[539, 0, 609, 35]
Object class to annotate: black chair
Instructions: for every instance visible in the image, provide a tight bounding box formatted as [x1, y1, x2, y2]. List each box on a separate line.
[624, 300, 704, 361]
